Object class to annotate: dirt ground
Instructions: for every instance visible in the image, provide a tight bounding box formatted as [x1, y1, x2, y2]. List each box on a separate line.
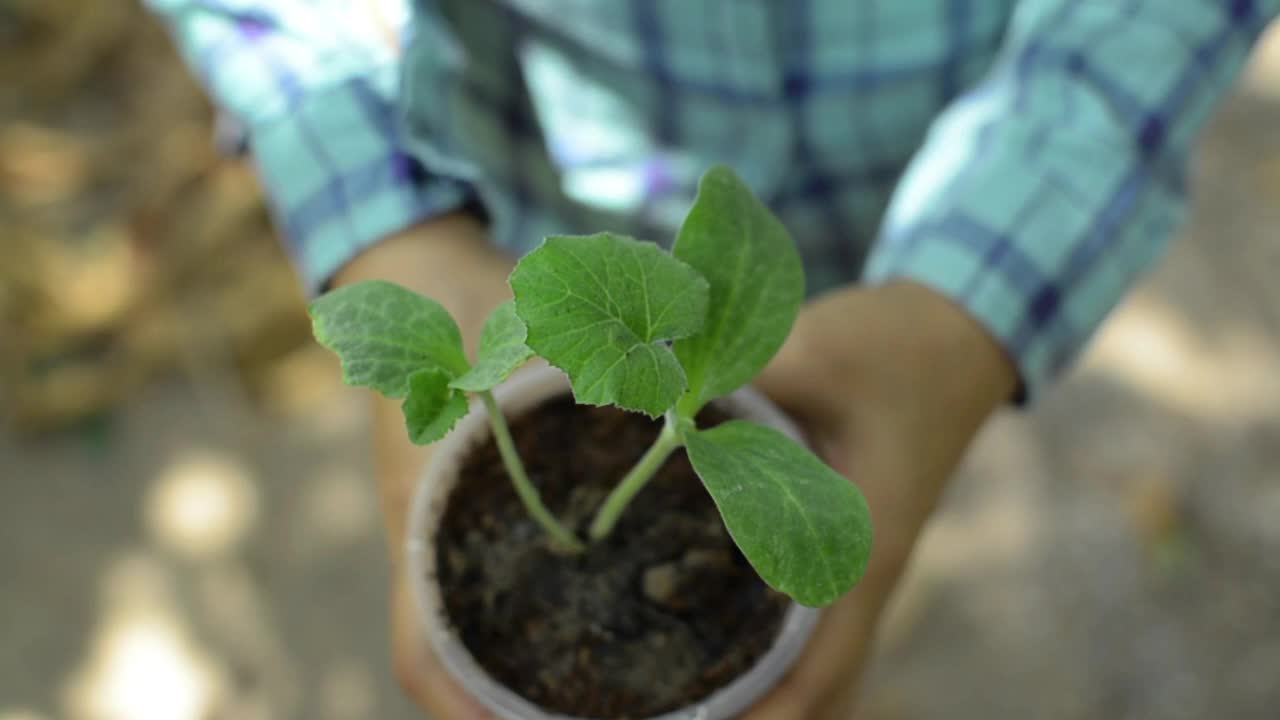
[3, 20, 1280, 720]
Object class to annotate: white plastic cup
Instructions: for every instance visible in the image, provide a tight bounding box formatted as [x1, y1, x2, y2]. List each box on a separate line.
[406, 364, 820, 720]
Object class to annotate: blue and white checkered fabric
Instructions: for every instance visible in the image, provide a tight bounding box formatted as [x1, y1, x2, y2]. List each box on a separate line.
[146, 0, 1278, 399]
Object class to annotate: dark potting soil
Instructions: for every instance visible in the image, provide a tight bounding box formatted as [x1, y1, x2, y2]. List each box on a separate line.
[434, 396, 791, 718]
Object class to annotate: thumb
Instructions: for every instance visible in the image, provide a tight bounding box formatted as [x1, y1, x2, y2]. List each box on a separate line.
[742, 694, 815, 720]
[391, 577, 493, 720]
[739, 587, 883, 720]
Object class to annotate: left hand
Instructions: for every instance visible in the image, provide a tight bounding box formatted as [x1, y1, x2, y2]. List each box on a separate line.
[743, 280, 1019, 719]
[333, 214, 514, 720]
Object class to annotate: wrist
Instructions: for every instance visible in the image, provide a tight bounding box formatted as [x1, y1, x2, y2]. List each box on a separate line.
[333, 211, 503, 291]
[774, 280, 1018, 429]
[758, 279, 1019, 558]
[864, 279, 1019, 420]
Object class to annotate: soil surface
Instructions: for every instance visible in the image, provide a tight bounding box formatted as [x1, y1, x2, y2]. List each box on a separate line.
[435, 397, 790, 718]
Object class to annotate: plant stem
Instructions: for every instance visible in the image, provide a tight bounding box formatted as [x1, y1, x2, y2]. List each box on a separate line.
[481, 391, 584, 552]
[588, 413, 684, 541]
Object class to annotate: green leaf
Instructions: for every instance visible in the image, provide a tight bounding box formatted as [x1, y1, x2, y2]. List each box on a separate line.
[450, 301, 535, 392]
[684, 420, 873, 607]
[673, 165, 804, 416]
[308, 280, 469, 398]
[403, 369, 470, 444]
[510, 233, 710, 417]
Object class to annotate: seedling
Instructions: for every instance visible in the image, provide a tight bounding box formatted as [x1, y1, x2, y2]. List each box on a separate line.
[309, 166, 872, 607]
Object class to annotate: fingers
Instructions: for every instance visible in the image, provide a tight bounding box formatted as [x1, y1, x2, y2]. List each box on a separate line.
[740, 555, 898, 720]
[391, 575, 493, 720]
[374, 387, 494, 719]
[742, 419, 936, 719]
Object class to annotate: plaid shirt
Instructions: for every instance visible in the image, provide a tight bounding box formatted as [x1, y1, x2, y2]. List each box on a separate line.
[147, 0, 1277, 400]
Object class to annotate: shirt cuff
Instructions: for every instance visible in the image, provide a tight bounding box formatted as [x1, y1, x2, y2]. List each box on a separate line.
[246, 77, 475, 296]
[860, 168, 1177, 406]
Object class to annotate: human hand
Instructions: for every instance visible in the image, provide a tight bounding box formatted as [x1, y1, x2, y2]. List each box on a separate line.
[744, 280, 1019, 719]
[333, 212, 514, 720]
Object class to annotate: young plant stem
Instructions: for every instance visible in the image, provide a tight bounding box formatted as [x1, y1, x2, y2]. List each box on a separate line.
[481, 391, 584, 552]
[588, 412, 684, 541]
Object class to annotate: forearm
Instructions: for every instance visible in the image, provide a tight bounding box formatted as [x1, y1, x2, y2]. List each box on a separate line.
[771, 281, 1017, 435]
[856, 280, 1018, 420]
[847, 281, 1018, 483]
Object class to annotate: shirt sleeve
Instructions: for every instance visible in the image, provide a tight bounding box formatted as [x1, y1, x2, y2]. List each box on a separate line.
[862, 0, 1279, 402]
[144, 0, 475, 294]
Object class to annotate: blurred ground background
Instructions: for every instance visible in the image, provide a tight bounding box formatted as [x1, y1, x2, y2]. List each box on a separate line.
[2, 4, 1279, 719]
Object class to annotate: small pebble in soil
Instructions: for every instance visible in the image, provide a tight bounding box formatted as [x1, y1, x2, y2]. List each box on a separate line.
[642, 562, 681, 606]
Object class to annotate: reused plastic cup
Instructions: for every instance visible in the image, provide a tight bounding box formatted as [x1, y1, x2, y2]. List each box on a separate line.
[406, 364, 821, 720]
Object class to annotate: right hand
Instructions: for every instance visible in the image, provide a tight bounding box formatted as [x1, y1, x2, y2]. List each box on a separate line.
[333, 212, 514, 719]
[744, 282, 1019, 718]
